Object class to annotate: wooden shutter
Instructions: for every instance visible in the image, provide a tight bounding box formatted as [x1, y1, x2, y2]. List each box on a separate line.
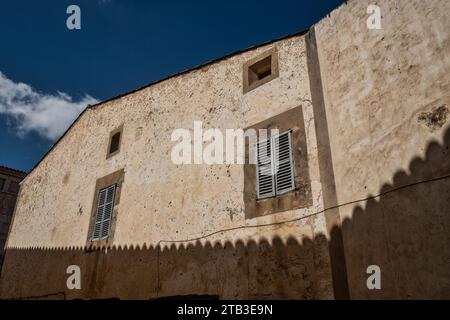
[255, 130, 295, 199]
[273, 131, 295, 195]
[92, 185, 116, 241]
[256, 138, 275, 199]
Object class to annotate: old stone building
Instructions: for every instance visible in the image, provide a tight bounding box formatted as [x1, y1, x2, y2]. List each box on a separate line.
[0, 166, 26, 268]
[0, 0, 449, 299]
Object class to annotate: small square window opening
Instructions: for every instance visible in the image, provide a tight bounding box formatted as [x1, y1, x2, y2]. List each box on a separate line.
[248, 55, 272, 85]
[243, 47, 279, 94]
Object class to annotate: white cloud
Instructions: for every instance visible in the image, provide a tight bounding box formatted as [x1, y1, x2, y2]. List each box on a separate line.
[0, 71, 98, 141]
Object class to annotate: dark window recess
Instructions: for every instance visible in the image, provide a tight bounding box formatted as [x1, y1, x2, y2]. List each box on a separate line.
[109, 132, 121, 155]
[8, 181, 20, 194]
[92, 185, 116, 241]
[243, 47, 278, 94]
[248, 55, 272, 86]
[0, 178, 5, 191]
[256, 131, 295, 199]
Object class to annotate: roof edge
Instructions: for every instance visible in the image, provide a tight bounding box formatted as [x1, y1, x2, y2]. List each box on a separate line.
[89, 28, 309, 109]
[22, 28, 310, 182]
[0, 166, 27, 179]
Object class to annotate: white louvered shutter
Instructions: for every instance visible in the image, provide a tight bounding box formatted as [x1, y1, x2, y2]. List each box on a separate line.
[93, 185, 116, 241]
[256, 138, 276, 199]
[273, 131, 295, 195]
[255, 130, 295, 199]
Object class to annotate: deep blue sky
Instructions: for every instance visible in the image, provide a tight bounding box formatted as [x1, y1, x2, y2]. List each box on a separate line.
[0, 0, 343, 173]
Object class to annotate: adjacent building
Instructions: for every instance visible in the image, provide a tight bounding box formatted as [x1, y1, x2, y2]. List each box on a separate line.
[0, 166, 26, 268]
[0, 0, 449, 299]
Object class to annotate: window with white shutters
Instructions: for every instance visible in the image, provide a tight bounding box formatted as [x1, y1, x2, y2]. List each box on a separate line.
[256, 131, 295, 199]
[92, 184, 116, 241]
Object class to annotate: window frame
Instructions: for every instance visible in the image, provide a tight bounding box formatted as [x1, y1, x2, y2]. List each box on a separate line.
[243, 106, 313, 219]
[7, 181, 20, 194]
[87, 168, 124, 246]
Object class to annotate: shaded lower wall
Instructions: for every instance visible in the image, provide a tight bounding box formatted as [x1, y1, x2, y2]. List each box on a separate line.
[0, 234, 334, 300]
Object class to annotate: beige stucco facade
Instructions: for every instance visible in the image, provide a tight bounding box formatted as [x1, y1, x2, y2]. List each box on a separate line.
[6, 34, 326, 249]
[1, 0, 449, 299]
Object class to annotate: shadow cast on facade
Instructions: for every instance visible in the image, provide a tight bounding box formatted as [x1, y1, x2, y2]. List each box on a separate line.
[338, 125, 450, 299]
[0, 126, 449, 300]
[0, 235, 333, 300]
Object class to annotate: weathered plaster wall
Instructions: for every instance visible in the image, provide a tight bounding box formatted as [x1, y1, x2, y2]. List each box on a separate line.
[315, 0, 450, 298]
[1, 35, 334, 299]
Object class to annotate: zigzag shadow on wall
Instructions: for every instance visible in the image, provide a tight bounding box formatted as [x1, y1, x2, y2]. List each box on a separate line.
[0, 235, 334, 300]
